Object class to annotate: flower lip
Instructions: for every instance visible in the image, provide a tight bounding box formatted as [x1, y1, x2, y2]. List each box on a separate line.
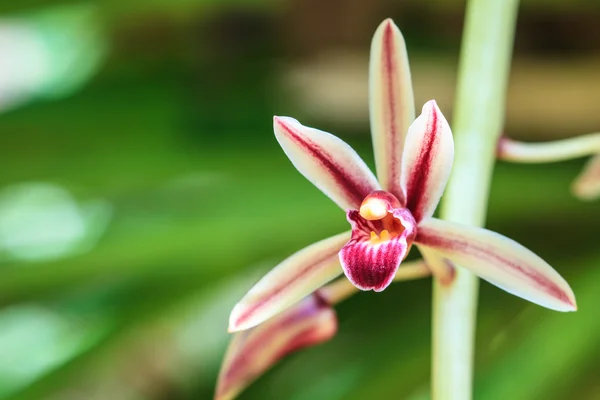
[340, 193, 417, 292]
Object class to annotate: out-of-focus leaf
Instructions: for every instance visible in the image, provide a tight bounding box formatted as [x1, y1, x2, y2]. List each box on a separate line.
[0, 3, 107, 111]
[476, 255, 600, 400]
[0, 304, 113, 399]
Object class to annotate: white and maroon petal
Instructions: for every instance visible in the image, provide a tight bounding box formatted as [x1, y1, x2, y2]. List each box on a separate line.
[339, 208, 416, 292]
[229, 231, 350, 332]
[274, 116, 380, 210]
[369, 18, 415, 202]
[572, 154, 600, 201]
[216, 294, 337, 400]
[415, 218, 577, 312]
[400, 100, 454, 222]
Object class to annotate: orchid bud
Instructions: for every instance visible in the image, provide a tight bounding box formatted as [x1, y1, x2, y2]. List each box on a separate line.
[215, 294, 337, 400]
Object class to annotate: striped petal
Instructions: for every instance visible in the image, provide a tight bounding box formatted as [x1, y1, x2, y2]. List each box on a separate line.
[416, 218, 577, 312]
[401, 100, 454, 222]
[216, 294, 337, 400]
[229, 231, 350, 332]
[274, 116, 380, 210]
[572, 154, 600, 201]
[369, 18, 415, 201]
[339, 207, 416, 292]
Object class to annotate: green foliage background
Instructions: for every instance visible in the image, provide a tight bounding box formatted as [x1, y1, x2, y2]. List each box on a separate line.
[0, 1, 598, 399]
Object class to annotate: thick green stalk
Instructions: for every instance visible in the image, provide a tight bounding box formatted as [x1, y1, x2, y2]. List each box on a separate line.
[432, 1, 520, 399]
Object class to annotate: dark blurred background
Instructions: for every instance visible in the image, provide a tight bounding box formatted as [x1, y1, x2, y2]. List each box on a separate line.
[0, 0, 599, 399]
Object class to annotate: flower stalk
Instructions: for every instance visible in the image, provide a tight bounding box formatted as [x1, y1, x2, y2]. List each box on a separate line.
[432, 0, 520, 399]
[498, 133, 600, 163]
[498, 133, 600, 200]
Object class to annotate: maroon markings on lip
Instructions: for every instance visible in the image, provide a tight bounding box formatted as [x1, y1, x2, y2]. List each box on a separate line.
[416, 230, 574, 306]
[276, 119, 374, 208]
[347, 209, 379, 239]
[341, 207, 416, 292]
[405, 107, 439, 222]
[340, 237, 406, 292]
[232, 251, 341, 329]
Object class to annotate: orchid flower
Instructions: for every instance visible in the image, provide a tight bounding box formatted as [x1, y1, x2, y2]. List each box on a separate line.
[498, 133, 600, 200]
[228, 19, 576, 334]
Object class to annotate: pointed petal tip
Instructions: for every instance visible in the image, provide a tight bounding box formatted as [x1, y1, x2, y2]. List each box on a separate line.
[374, 17, 406, 54]
[549, 285, 577, 312]
[273, 115, 300, 126]
[226, 232, 349, 334]
[422, 99, 440, 113]
[227, 321, 238, 334]
[228, 301, 261, 333]
[552, 297, 577, 312]
[546, 274, 577, 312]
[416, 218, 577, 314]
[273, 115, 292, 128]
[378, 17, 401, 36]
[227, 304, 245, 333]
[565, 291, 577, 312]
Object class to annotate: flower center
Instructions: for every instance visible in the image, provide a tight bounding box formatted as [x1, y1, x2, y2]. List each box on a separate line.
[369, 229, 392, 244]
[359, 198, 388, 220]
[340, 191, 418, 292]
[357, 191, 407, 243]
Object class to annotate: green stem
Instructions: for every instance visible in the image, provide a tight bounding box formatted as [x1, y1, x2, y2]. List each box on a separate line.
[432, 1, 520, 399]
[499, 133, 600, 163]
